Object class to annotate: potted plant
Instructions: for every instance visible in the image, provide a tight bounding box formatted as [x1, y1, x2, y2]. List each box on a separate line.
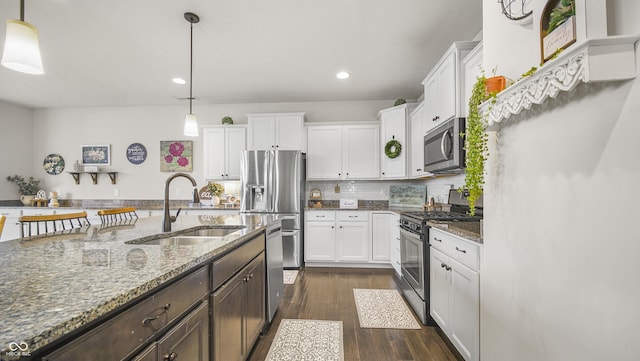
[460, 73, 491, 216]
[6, 175, 41, 206]
[207, 182, 225, 206]
[485, 66, 507, 97]
[221, 116, 234, 125]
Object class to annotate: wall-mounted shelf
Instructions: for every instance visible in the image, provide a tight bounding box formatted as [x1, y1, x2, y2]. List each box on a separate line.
[68, 172, 118, 185]
[482, 36, 639, 130]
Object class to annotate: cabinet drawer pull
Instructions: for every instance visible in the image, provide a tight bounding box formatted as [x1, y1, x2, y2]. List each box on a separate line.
[455, 247, 467, 253]
[348, 215, 358, 218]
[433, 237, 442, 242]
[316, 215, 325, 218]
[432, 115, 440, 122]
[141, 303, 171, 326]
[163, 352, 178, 361]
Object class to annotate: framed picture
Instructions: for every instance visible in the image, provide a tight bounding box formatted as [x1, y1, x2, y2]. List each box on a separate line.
[82, 144, 111, 166]
[540, 0, 576, 63]
[160, 140, 193, 172]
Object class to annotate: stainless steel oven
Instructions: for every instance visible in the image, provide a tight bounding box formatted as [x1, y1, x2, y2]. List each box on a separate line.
[399, 216, 433, 325]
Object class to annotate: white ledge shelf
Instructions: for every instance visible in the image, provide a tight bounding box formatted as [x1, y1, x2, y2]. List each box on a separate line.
[483, 35, 639, 129]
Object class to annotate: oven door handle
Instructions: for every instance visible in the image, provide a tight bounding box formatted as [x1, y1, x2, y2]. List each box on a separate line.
[400, 227, 422, 241]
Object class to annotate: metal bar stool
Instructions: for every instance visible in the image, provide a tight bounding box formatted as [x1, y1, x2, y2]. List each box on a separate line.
[19, 211, 90, 238]
[97, 207, 138, 224]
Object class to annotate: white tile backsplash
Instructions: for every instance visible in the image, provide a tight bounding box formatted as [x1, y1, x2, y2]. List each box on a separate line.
[306, 174, 465, 204]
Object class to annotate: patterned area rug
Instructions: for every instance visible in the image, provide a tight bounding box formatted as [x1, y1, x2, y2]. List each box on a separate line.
[353, 288, 421, 329]
[283, 269, 299, 284]
[265, 319, 344, 361]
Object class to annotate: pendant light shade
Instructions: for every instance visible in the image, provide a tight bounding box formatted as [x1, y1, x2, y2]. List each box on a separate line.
[184, 113, 198, 136]
[183, 12, 199, 137]
[1, 1, 45, 75]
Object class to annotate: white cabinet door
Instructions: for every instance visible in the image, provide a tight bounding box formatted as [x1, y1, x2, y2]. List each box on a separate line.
[371, 213, 391, 262]
[437, 51, 457, 123]
[342, 125, 379, 179]
[304, 221, 335, 261]
[409, 101, 429, 179]
[336, 221, 369, 262]
[224, 127, 247, 179]
[449, 256, 479, 361]
[247, 113, 304, 150]
[379, 105, 412, 179]
[306, 126, 343, 179]
[203, 126, 247, 181]
[247, 115, 276, 150]
[389, 213, 401, 275]
[462, 42, 483, 118]
[203, 127, 226, 180]
[423, 74, 440, 132]
[430, 247, 450, 332]
[274, 114, 304, 150]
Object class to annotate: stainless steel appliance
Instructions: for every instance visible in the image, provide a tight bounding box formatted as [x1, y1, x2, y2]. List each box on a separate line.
[399, 189, 482, 325]
[424, 117, 466, 173]
[240, 150, 305, 269]
[265, 220, 284, 323]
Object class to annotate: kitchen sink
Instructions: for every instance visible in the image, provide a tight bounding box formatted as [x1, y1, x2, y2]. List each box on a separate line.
[127, 226, 246, 245]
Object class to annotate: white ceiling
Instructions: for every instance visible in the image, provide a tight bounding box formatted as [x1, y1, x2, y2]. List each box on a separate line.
[0, 0, 483, 109]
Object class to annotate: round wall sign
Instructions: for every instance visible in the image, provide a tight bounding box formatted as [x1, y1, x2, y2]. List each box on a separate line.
[126, 143, 147, 164]
[43, 153, 65, 175]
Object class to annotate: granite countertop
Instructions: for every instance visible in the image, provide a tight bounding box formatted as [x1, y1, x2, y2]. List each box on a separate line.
[0, 214, 270, 356]
[428, 220, 483, 244]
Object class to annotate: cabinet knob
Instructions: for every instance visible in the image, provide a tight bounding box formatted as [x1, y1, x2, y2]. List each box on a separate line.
[163, 352, 178, 361]
[382, 172, 385, 175]
[445, 265, 452, 271]
[338, 173, 341, 176]
[331, 226, 334, 229]
[417, 168, 422, 172]
[441, 263, 446, 268]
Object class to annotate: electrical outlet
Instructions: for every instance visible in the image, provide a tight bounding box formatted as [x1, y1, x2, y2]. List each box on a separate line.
[113, 188, 119, 196]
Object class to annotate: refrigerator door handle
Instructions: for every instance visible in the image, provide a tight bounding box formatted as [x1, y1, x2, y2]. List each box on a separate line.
[282, 230, 299, 236]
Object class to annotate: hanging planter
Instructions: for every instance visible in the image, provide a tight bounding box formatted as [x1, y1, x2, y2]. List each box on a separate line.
[384, 139, 402, 159]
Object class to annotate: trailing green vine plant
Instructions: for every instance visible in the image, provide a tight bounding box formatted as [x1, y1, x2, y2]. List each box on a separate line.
[460, 72, 491, 216]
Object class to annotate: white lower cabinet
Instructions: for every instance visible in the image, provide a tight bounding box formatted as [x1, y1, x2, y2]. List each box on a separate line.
[336, 212, 369, 262]
[429, 228, 480, 361]
[305, 210, 372, 265]
[389, 213, 401, 275]
[371, 212, 391, 262]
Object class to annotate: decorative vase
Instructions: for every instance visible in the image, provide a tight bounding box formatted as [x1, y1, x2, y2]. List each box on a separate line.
[212, 195, 221, 206]
[21, 195, 35, 206]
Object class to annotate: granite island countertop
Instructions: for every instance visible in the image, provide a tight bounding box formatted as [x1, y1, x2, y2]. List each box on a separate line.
[0, 214, 271, 357]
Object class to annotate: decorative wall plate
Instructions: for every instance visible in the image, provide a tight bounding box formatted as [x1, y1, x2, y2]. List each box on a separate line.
[126, 143, 147, 164]
[43, 153, 65, 175]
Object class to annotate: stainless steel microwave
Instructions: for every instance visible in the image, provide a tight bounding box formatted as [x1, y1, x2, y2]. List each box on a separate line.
[424, 117, 465, 173]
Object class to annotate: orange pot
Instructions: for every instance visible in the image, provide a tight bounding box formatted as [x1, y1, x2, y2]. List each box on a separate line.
[485, 76, 506, 96]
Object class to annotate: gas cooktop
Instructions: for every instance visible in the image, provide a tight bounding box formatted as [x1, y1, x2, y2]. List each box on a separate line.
[401, 210, 481, 222]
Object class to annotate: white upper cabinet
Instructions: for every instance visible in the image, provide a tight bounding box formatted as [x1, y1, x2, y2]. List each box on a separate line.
[422, 41, 479, 133]
[462, 42, 483, 118]
[247, 112, 305, 151]
[306, 123, 380, 180]
[409, 101, 432, 179]
[378, 103, 415, 180]
[203, 125, 247, 181]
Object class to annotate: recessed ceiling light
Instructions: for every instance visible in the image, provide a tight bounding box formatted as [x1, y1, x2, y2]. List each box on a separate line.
[172, 77, 186, 85]
[336, 71, 350, 80]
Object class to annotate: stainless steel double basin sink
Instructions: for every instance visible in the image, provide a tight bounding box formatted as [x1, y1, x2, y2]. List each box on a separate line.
[127, 226, 246, 246]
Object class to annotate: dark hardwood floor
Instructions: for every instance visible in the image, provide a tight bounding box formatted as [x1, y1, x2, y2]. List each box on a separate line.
[247, 267, 460, 361]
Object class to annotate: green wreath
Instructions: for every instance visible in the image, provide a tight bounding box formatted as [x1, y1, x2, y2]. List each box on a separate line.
[385, 139, 402, 159]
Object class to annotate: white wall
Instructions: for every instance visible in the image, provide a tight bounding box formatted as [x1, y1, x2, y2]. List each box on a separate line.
[0, 101, 34, 199]
[28, 100, 393, 201]
[481, 1, 640, 360]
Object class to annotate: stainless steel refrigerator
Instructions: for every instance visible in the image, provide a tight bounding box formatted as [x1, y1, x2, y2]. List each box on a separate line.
[240, 150, 305, 269]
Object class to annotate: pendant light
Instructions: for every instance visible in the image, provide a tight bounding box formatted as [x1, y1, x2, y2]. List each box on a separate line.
[183, 12, 199, 137]
[1, 0, 44, 75]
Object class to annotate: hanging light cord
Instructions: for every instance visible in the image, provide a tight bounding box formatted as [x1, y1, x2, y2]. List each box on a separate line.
[188, 20, 194, 114]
